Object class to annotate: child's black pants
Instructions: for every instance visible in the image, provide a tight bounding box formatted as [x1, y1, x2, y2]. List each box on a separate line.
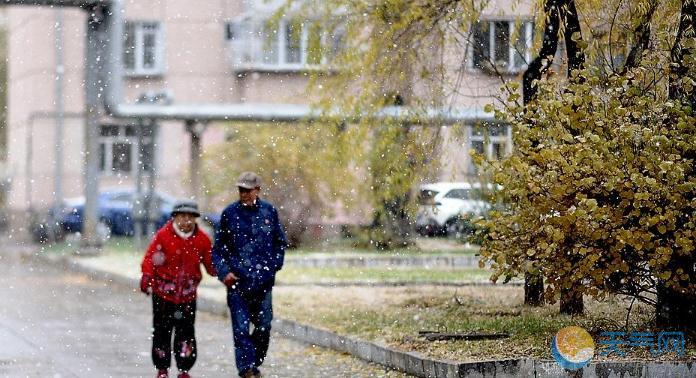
[151, 294, 197, 372]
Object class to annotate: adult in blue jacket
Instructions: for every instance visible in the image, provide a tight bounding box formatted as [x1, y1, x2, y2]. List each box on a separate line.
[212, 172, 286, 378]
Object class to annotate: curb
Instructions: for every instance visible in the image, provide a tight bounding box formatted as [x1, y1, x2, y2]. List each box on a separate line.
[285, 254, 482, 268]
[275, 280, 523, 287]
[32, 252, 696, 378]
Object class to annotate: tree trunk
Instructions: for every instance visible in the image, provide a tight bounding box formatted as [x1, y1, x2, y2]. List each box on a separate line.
[660, 0, 696, 333]
[621, 1, 657, 74]
[522, 0, 561, 104]
[560, 0, 586, 314]
[371, 195, 412, 250]
[524, 272, 544, 306]
[669, 0, 696, 101]
[656, 280, 696, 334]
[520, 0, 587, 308]
[561, 0, 585, 75]
[369, 121, 414, 250]
[560, 287, 584, 315]
[521, 0, 567, 306]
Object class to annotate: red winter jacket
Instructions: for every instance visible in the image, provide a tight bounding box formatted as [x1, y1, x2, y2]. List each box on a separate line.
[141, 220, 216, 304]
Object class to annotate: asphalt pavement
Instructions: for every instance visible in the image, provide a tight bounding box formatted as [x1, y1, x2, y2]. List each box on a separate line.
[0, 250, 406, 377]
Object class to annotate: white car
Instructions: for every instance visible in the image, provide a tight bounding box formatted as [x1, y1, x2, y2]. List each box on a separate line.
[415, 182, 491, 236]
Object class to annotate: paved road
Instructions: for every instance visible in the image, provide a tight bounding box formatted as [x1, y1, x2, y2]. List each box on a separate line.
[0, 251, 407, 377]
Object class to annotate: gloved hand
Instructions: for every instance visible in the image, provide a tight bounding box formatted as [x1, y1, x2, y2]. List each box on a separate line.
[223, 272, 238, 287]
[140, 274, 154, 295]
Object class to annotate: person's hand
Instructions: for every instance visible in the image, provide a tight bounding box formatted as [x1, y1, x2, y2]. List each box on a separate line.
[223, 272, 238, 287]
[140, 274, 153, 295]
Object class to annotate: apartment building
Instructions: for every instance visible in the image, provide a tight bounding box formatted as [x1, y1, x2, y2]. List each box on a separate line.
[4, 0, 531, 225]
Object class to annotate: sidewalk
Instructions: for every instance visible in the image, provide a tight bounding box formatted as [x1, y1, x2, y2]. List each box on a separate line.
[30, 247, 696, 378]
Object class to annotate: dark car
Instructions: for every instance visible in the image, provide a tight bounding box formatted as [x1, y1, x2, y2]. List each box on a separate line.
[54, 189, 177, 237]
[201, 212, 220, 234]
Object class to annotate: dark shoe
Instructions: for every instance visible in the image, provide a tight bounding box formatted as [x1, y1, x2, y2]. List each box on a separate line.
[156, 369, 168, 378]
[241, 370, 259, 378]
[177, 372, 191, 378]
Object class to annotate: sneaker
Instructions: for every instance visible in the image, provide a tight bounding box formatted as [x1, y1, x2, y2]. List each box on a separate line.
[156, 369, 168, 378]
[177, 372, 191, 378]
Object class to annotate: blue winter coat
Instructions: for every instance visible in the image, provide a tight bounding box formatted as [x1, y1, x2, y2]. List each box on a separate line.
[212, 199, 287, 293]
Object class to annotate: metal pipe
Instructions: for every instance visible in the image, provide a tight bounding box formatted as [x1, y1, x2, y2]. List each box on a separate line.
[82, 4, 106, 250]
[0, 0, 106, 7]
[112, 103, 495, 124]
[133, 118, 144, 248]
[54, 8, 65, 212]
[185, 120, 206, 202]
[144, 119, 158, 238]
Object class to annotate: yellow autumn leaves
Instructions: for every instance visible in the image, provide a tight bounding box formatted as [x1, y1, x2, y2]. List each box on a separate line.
[479, 66, 696, 303]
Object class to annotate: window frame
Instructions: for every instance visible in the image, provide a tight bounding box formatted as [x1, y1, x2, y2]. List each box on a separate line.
[124, 20, 165, 77]
[98, 124, 152, 176]
[444, 189, 471, 200]
[468, 19, 534, 74]
[468, 124, 513, 172]
[418, 189, 439, 205]
[225, 17, 343, 72]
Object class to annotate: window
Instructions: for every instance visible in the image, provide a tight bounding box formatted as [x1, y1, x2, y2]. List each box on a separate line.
[417, 190, 439, 205]
[124, 21, 163, 76]
[98, 125, 152, 175]
[225, 18, 344, 71]
[469, 124, 512, 172]
[109, 193, 134, 203]
[470, 20, 533, 73]
[445, 189, 470, 200]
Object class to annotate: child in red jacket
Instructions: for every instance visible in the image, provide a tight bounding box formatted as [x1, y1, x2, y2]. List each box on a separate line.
[141, 201, 216, 378]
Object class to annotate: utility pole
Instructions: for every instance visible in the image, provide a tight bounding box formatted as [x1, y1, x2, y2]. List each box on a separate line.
[185, 120, 207, 205]
[134, 118, 145, 248]
[52, 8, 65, 237]
[144, 119, 159, 238]
[134, 117, 158, 246]
[81, 4, 107, 252]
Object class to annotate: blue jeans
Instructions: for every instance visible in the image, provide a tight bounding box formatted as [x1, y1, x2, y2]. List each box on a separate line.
[227, 287, 273, 376]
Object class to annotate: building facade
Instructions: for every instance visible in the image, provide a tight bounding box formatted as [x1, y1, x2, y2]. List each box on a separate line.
[4, 0, 531, 229]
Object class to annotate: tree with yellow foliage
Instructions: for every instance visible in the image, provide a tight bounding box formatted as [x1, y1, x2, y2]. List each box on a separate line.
[480, 0, 695, 329]
[291, 0, 694, 328]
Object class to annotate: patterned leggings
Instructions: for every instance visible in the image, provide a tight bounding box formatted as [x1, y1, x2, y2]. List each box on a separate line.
[151, 295, 197, 372]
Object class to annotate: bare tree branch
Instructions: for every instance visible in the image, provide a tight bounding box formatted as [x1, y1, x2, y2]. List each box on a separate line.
[562, 0, 585, 77]
[522, 0, 563, 104]
[621, 0, 658, 73]
[669, 0, 696, 101]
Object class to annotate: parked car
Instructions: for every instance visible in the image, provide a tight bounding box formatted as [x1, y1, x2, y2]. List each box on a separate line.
[415, 182, 491, 237]
[200, 212, 220, 236]
[51, 189, 177, 237]
[32, 189, 221, 243]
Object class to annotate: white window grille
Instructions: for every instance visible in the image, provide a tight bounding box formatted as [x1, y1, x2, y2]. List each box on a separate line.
[124, 21, 164, 76]
[98, 125, 152, 175]
[225, 18, 343, 71]
[470, 20, 534, 73]
[468, 124, 512, 172]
